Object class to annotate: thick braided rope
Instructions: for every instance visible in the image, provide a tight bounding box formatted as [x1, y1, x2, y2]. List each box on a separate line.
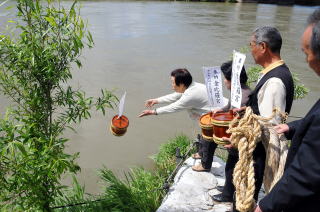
[261, 126, 289, 193]
[227, 107, 287, 212]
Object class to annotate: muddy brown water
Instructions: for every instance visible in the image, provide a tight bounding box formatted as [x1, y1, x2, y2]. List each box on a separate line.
[0, 1, 318, 194]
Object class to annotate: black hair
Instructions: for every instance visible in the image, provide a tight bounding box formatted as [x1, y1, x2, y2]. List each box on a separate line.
[171, 68, 192, 88]
[220, 60, 248, 85]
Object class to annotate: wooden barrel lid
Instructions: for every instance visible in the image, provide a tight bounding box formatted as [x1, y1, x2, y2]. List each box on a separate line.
[200, 112, 212, 126]
[112, 115, 129, 129]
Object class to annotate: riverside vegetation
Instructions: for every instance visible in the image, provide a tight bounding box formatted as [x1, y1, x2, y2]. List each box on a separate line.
[0, 0, 118, 210]
[53, 134, 193, 212]
[0, 0, 308, 211]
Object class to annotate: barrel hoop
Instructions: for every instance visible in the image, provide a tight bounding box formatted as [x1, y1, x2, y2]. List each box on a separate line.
[212, 134, 230, 145]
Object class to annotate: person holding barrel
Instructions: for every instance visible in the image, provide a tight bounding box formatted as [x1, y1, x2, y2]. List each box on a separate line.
[219, 26, 295, 208]
[139, 68, 227, 157]
[254, 9, 320, 212]
[191, 61, 251, 179]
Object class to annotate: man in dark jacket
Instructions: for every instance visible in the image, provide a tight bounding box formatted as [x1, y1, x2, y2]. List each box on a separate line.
[255, 9, 320, 212]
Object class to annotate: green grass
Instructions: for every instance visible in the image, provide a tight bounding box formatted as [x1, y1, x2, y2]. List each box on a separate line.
[97, 168, 164, 212]
[215, 146, 228, 162]
[51, 134, 192, 212]
[152, 134, 192, 176]
[49, 134, 232, 212]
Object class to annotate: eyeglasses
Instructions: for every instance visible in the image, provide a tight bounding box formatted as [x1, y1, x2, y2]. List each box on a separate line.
[249, 41, 265, 48]
[249, 41, 257, 47]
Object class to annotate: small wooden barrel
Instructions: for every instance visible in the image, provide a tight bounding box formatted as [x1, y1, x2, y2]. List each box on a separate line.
[212, 110, 234, 145]
[110, 115, 129, 136]
[199, 112, 213, 140]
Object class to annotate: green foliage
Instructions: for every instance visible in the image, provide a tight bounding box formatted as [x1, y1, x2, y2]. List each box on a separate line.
[38, 134, 193, 211]
[52, 176, 99, 212]
[98, 167, 164, 212]
[246, 65, 262, 88]
[51, 176, 108, 212]
[152, 134, 192, 176]
[0, 0, 117, 210]
[246, 65, 309, 100]
[78, 134, 191, 212]
[215, 147, 228, 162]
[292, 73, 309, 100]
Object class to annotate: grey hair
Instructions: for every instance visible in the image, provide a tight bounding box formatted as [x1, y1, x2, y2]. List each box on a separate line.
[253, 26, 282, 54]
[308, 9, 320, 59]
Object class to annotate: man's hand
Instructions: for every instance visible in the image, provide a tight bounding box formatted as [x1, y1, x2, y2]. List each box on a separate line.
[224, 144, 233, 149]
[145, 99, 158, 108]
[222, 137, 232, 148]
[233, 106, 246, 113]
[138, 109, 156, 117]
[254, 205, 263, 212]
[274, 124, 289, 134]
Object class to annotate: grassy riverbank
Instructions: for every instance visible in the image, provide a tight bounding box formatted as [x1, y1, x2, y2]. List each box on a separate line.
[52, 135, 193, 211]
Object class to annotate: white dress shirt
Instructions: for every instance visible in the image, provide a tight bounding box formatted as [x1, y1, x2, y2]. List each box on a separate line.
[257, 60, 287, 124]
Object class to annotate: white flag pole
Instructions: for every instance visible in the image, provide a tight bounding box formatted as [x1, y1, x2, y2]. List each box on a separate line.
[117, 91, 126, 118]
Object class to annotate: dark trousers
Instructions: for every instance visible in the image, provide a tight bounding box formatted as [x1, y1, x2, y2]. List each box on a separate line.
[222, 148, 238, 199]
[252, 142, 266, 200]
[200, 137, 266, 203]
[199, 137, 218, 169]
[223, 142, 266, 200]
[231, 142, 266, 212]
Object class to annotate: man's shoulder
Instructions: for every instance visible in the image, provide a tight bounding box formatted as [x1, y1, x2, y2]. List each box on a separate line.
[261, 64, 293, 86]
[189, 82, 206, 90]
[272, 63, 292, 75]
[193, 82, 205, 86]
[264, 77, 285, 85]
[184, 82, 207, 99]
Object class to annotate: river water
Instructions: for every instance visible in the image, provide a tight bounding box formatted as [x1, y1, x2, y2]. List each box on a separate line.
[0, 1, 319, 194]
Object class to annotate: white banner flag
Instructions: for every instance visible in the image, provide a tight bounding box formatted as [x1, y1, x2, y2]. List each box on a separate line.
[118, 91, 126, 118]
[203, 67, 224, 108]
[231, 50, 246, 109]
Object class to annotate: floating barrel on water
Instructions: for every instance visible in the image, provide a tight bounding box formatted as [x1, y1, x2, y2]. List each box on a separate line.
[199, 112, 213, 141]
[212, 110, 235, 145]
[110, 115, 129, 136]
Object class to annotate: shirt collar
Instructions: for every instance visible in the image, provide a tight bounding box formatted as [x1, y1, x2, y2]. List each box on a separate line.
[261, 60, 284, 75]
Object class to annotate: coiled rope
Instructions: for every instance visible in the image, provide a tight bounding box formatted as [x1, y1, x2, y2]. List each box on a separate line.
[227, 107, 287, 212]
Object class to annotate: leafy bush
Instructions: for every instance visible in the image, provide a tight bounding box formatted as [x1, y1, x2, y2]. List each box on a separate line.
[0, 0, 117, 210]
[246, 65, 308, 100]
[82, 135, 192, 212]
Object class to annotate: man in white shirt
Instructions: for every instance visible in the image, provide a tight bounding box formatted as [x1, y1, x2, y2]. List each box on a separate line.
[139, 69, 225, 160]
[138, 68, 212, 120]
[213, 27, 294, 206]
[221, 27, 294, 208]
[255, 9, 320, 212]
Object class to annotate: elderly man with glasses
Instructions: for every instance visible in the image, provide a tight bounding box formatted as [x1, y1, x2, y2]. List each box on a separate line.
[254, 9, 320, 212]
[213, 27, 294, 209]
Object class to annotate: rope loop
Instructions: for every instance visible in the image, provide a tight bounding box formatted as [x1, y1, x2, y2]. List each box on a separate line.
[227, 107, 287, 212]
